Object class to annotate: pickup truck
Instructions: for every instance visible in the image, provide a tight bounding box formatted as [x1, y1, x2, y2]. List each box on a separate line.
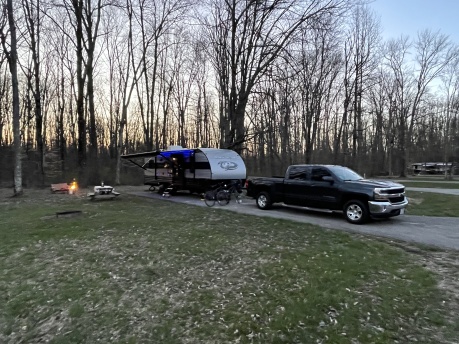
[246, 165, 408, 224]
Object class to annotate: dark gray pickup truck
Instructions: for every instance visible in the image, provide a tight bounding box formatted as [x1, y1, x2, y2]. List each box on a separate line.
[246, 165, 408, 224]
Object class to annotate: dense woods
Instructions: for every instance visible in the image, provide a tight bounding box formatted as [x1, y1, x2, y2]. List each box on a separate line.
[1, 0, 458, 192]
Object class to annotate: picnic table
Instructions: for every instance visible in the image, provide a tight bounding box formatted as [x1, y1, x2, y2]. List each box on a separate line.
[87, 184, 120, 200]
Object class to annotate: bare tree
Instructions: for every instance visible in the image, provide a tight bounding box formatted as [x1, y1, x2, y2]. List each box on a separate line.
[405, 30, 455, 174]
[53, 34, 72, 171]
[134, 0, 192, 150]
[102, 3, 124, 158]
[383, 35, 412, 176]
[193, 38, 216, 148]
[169, 28, 199, 148]
[202, 0, 345, 153]
[367, 67, 387, 175]
[1, 0, 23, 195]
[440, 50, 459, 178]
[345, 4, 381, 170]
[0, 59, 8, 145]
[21, 0, 45, 183]
[48, 0, 111, 182]
[297, 24, 341, 163]
[114, 0, 146, 184]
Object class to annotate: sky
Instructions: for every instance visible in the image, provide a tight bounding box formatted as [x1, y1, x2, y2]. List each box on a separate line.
[369, 0, 459, 43]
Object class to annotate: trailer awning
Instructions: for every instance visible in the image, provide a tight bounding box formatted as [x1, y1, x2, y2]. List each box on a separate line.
[121, 149, 195, 169]
[121, 150, 161, 159]
[121, 149, 195, 159]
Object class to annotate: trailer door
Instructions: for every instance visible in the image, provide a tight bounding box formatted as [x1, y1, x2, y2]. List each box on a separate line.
[171, 153, 186, 186]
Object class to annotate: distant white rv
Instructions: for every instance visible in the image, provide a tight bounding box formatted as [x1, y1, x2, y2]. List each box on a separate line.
[121, 146, 247, 194]
[410, 162, 456, 175]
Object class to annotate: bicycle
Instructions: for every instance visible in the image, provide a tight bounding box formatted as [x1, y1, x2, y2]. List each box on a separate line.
[203, 182, 227, 207]
[216, 181, 243, 206]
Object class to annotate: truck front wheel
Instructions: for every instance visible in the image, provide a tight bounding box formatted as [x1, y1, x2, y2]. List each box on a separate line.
[256, 192, 272, 210]
[343, 200, 369, 224]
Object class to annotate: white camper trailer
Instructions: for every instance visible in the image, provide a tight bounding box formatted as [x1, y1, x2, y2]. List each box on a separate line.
[121, 147, 246, 194]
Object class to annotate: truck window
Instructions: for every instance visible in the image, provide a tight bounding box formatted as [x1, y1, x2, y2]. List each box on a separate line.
[288, 166, 311, 180]
[311, 167, 331, 181]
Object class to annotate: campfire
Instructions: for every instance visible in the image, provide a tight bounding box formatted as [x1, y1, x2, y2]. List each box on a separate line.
[69, 179, 78, 194]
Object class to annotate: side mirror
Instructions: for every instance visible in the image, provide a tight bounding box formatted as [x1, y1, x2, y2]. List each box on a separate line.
[322, 176, 334, 183]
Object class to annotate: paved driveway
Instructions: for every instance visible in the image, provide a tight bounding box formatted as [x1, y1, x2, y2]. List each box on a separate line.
[128, 189, 459, 251]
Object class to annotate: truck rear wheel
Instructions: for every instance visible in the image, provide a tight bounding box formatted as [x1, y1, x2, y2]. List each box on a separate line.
[343, 200, 369, 224]
[256, 192, 272, 210]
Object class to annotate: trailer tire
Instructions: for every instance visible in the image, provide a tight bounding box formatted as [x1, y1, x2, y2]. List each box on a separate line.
[343, 200, 369, 224]
[256, 192, 272, 210]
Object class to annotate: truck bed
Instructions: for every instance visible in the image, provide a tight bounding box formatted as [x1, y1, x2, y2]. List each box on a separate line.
[246, 176, 286, 202]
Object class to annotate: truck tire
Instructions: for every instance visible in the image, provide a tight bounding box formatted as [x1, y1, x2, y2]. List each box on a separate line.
[256, 192, 272, 210]
[343, 200, 369, 224]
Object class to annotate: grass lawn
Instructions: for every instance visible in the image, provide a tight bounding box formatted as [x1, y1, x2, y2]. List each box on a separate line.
[401, 181, 459, 189]
[0, 188, 458, 343]
[406, 191, 459, 217]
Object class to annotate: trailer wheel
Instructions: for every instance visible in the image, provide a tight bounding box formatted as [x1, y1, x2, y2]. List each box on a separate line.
[256, 192, 272, 210]
[343, 200, 369, 224]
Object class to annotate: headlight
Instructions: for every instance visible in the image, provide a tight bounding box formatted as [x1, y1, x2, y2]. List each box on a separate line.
[373, 188, 389, 200]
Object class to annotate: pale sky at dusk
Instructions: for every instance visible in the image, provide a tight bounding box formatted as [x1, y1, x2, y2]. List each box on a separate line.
[369, 0, 459, 43]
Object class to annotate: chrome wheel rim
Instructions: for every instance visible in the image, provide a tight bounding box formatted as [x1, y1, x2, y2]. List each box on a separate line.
[258, 195, 267, 208]
[346, 204, 362, 221]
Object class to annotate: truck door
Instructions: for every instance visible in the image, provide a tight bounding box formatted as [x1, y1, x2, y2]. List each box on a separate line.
[310, 167, 339, 209]
[284, 166, 314, 206]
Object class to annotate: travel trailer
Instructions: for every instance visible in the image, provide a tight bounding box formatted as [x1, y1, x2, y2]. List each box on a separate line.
[121, 146, 247, 194]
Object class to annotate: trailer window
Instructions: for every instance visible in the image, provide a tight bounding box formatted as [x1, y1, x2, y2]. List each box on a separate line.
[147, 159, 155, 169]
[155, 156, 167, 169]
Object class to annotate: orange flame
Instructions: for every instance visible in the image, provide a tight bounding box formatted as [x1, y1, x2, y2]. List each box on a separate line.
[70, 181, 78, 190]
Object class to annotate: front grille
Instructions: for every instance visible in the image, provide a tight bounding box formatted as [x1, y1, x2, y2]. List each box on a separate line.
[389, 196, 405, 203]
[386, 188, 404, 194]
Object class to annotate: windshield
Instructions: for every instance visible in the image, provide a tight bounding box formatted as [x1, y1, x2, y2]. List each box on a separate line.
[328, 166, 363, 181]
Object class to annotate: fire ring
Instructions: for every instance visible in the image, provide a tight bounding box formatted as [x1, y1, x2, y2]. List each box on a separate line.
[56, 210, 82, 218]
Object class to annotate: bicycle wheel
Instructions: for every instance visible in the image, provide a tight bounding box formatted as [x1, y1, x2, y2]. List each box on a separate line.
[216, 190, 230, 206]
[204, 191, 216, 207]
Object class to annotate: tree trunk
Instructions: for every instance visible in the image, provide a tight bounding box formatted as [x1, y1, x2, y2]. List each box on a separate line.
[74, 1, 86, 177]
[5, 0, 23, 195]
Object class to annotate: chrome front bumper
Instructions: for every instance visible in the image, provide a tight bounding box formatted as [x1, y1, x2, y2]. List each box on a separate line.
[368, 197, 409, 215]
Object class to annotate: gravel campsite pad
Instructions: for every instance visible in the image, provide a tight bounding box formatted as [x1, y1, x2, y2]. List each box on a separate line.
[0, 187, 458, 343]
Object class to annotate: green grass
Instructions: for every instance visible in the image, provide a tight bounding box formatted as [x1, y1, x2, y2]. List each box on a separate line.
[406, 191, 459, 216]
[0, 191, 457, 343]
[401, 181, 459, 189]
